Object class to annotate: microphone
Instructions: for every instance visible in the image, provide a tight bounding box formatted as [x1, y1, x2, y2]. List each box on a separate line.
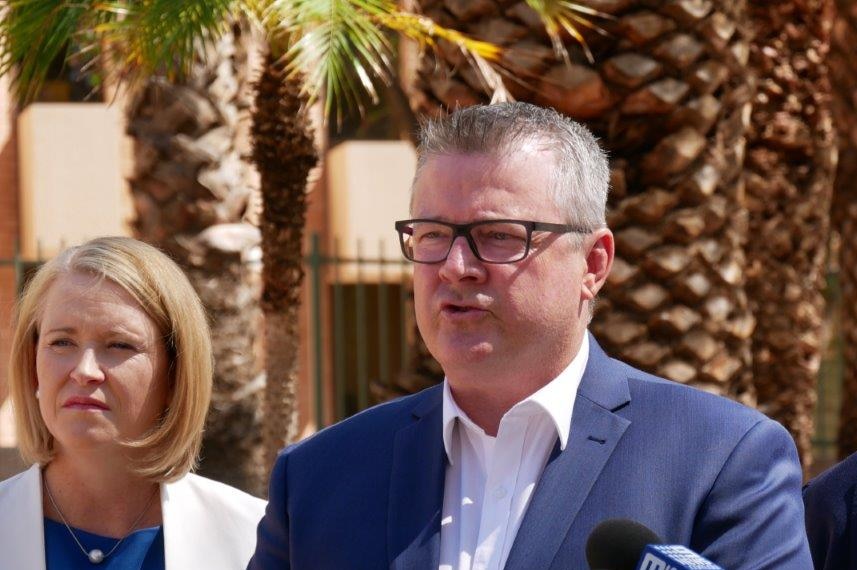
[585, 519, 724, 570]
[586, 519, 661, 570]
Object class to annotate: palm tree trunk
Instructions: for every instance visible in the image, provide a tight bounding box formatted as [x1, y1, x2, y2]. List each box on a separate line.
[744, 0, 836, 473]
[251, 53, 318, 472]
[408, 0, 757, 403]
[128, 23, 266, 495]
[831, 0, 857, 458]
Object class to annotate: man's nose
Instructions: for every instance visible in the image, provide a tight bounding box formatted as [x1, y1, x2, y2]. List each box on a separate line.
[69, 348, 106, 385]
[439, 236, 485, 281]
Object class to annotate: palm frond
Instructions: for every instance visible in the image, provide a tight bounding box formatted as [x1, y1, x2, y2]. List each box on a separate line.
[0, 0, 238, 103]
[260, 0, 509, 122]
[0, 0, 103, 103]
[95, 0, 236, 80]
[2, 0, 512, 122]
[378, 11, 502, 62]
[263, 0, 397, 121]
[524, 0, 614, 64]
[376, 11, 510, 104]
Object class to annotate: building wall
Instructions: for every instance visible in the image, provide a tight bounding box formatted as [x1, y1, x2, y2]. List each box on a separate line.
[17, 103, 132, 259]
[0, 76, 20, 447]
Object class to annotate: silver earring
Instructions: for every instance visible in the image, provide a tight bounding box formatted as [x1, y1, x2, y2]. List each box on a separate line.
[35, 389, 40, 400]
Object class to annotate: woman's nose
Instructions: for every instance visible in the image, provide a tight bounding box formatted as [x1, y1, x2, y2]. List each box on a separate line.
[69, 348, 106, 384]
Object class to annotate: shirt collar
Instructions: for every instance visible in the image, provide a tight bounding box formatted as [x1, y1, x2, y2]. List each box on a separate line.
[441, 332, 590, 463]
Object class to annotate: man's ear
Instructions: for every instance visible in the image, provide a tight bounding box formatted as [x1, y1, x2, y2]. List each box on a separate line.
[581, 229, 614, 301]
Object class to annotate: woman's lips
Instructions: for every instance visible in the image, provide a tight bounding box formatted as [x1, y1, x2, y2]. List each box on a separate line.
[62, 396, 109, 410]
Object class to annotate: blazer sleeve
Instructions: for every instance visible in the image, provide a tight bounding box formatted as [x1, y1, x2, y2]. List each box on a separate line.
[691, 418, 813, 570]
[247, 449, 292, 570]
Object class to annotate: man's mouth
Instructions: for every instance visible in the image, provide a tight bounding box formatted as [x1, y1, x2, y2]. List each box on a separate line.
[441, 303, 486, 315]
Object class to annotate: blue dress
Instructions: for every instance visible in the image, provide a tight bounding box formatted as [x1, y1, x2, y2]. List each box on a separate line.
[44, 518, 165, 570]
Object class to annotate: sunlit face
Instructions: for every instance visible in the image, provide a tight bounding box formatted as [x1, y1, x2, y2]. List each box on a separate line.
[411, 147, 594, 383]
[35, 271, 169, 456]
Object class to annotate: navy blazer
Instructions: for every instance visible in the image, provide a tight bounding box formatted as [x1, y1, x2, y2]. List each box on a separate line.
[249, 337, 811, 569]
[804, 451, 857, 569]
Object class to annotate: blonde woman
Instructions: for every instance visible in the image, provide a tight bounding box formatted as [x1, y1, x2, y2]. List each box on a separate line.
[0, 237, 265, 570]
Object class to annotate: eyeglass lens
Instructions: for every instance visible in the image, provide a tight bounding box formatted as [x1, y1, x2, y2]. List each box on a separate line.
[402, 221, 529, 263]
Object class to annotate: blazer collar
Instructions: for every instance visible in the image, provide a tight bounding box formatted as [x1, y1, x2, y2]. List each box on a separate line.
[503, 333, 632, 569]
[388, 386, 445, 570]
[576, 332, 632, 412]
[162, 473, 266, 570]
[385, 334, 632, 570]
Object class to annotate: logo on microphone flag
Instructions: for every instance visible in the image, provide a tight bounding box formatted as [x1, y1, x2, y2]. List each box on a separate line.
[638, 545, 723, 570]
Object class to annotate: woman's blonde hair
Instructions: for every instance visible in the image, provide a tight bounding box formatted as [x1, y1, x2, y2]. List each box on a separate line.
[8, 236, 213, 482]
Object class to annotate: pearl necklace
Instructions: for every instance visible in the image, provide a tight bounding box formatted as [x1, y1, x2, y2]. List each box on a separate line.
[43, 473, 158, 564]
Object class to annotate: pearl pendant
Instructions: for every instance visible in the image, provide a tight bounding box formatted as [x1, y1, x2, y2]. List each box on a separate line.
[88, 549, 104, 564]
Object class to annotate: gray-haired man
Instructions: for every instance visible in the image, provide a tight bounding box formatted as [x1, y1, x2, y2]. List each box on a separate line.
[249, 102, 811, 570]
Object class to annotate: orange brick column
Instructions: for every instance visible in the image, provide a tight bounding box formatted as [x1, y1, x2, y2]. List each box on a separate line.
[0, 79, 20, 406]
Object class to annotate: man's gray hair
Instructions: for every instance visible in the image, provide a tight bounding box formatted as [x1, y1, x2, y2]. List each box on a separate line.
[414, 102, 610, 231]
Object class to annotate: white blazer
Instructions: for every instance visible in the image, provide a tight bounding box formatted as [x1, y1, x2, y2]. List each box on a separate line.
[0, 464, 266, 570]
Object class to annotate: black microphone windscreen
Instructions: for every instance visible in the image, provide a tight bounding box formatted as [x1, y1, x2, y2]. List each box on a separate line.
[585, 518, 663, 570]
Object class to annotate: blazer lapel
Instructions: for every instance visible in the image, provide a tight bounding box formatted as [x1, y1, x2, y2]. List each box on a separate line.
[504, 336, 631, 570]
[0, 464, 47, 570]
[388, 387, 445, 570]
[162, 475, 227, 570]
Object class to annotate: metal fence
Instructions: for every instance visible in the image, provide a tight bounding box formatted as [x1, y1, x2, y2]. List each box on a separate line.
[304, 234, 416, 427]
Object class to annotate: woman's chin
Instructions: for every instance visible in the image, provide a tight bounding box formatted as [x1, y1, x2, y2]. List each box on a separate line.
[53, 426, 122, 453]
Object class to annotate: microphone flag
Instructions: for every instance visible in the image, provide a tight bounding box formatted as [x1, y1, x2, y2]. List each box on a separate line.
[637, 544, 723, 570]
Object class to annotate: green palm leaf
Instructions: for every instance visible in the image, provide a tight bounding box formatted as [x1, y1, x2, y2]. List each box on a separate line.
[1, 0, 509, 119]
[0, 0, 101, 102]
[525, 0, 614, 64]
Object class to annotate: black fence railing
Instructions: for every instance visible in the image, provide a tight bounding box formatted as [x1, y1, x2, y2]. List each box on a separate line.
[304, 234, 413, 427]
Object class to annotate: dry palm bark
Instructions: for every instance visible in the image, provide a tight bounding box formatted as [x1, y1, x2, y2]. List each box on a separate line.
[127, 25, 266, 495]
[831, 0, 857, 457]
[744, 1, 836, 471]
[251, 54, 318, 471]
[403, 0, 757, 403]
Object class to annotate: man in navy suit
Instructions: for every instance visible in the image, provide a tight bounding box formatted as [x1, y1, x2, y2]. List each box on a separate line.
[248, 103, 811, 569]
[803, 452, 857, 568]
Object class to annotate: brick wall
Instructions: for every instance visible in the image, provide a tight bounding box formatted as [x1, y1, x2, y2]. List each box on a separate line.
[0, 78, 20, 422]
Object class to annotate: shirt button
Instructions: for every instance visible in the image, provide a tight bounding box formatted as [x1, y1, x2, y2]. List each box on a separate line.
[493, 486, 507, 500]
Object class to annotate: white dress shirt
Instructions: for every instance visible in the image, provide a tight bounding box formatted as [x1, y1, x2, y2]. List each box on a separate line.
[439, 334, 589, 570]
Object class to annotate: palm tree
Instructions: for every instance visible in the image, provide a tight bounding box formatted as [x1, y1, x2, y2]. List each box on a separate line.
[405, 1, 759, 405]
[830, 0, 857, 458]
[744, 0, 836, 473]
[128, 22, 268, 495]
[0, 0, 506, 476]
[399, 1, 847, 469]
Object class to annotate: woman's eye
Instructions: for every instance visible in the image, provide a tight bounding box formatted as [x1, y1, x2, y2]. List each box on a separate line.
[49, 339, 73, 348]
[109, 342, 137, 351]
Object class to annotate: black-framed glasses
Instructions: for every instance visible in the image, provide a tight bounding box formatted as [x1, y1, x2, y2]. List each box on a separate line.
[394, 219, 590, 264]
